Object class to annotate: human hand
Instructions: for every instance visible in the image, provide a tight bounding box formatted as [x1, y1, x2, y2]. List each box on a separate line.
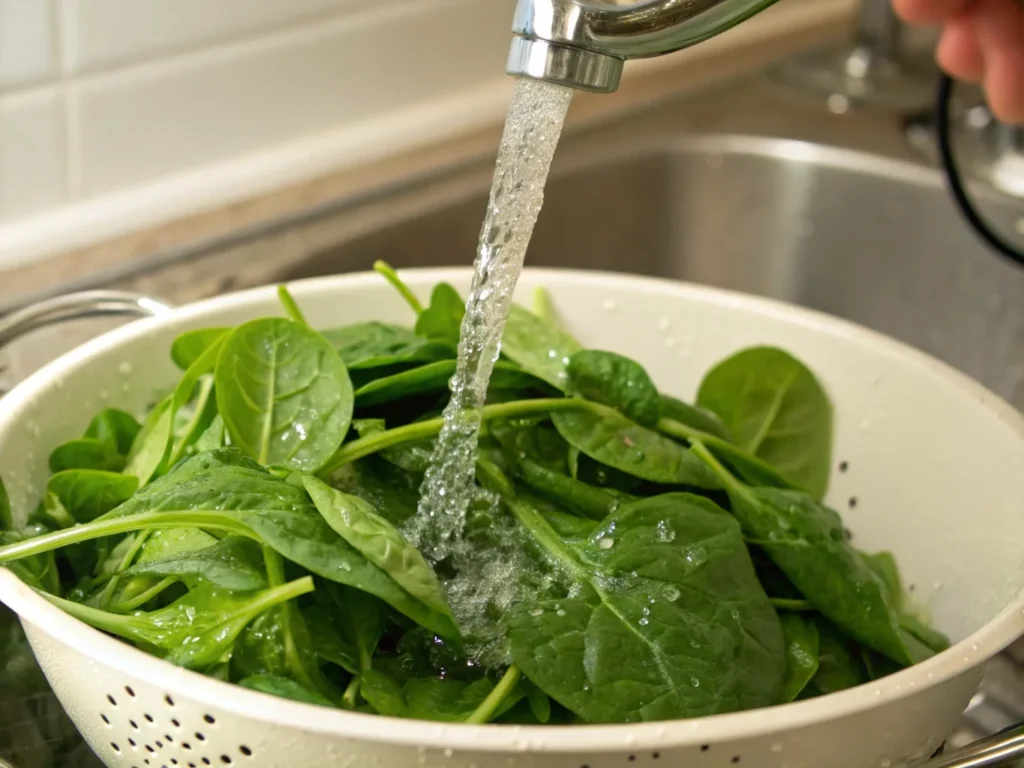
[892, 0, 1024, 123]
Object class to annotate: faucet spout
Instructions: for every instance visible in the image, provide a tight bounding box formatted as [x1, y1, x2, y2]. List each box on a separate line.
[507, 0, 780, 92]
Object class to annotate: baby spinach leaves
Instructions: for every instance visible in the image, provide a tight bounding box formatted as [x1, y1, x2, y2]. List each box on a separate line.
[215, 318, 353, 473]
[0, 270, 943, 725]
[697, 346, 833, 498]
[566, 350, 660, 427]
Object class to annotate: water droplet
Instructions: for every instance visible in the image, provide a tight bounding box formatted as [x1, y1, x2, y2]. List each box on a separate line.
[658, 317, 671, 331]
[530, 608, 543, 617]
[597, 537, 615, 550]
[556, 609, 566, 617]
[690, 677, 700, 687]
[118, 362, 132, 375]
[657, 520, 676, 542]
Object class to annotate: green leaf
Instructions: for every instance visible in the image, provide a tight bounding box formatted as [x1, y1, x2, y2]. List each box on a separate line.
[320, 322, 451, 369]
[215, 317, 353, 472]
[809, 619, 868, 695]
[330, 457, 420, 527]
[500, 304, 582, 390]
[778, 612, 819, 702]
[239, 675, 335, 707]
[694, 446, 921, 667]
[47, 470, 138, 523]
[0, 477, 12, 531]
[108, 450, 457, 638]
[85, 408, 141, 456]
[49, 438, 126, 473]
[566, 350, 660, 427]
[123, 395, 173, 485]
[414, 283, 464, 347]
[125, 535, 268, 591]
[354, 360, 540, 408]
[697, 346, 833, 499]
[42, 577, 314, 670]
[360, 670, 407, 716]
[170, 328, 230, 370]
[300, 475, 454, 628]
[552, 406, 720, 489]
[658, 395, 731, 442]
[498, 482, 785, 723]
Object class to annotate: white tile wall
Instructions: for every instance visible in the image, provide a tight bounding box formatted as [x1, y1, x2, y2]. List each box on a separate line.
[0, 0, 58, 89]
[61, 0, 357, 72]
[0, 0, 843, 265]
[72, 0, 511, 196]
[0, 89, 67, 222]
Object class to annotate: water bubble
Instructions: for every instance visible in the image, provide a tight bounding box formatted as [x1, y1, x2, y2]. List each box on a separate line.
[597, 537, 615, 550]
[657, 520, 676, 542]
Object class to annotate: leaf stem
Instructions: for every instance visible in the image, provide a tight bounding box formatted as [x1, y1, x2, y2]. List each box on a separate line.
[321, 398, 585, 475]
[373, 261, 424, 315]
[111, 576, 177, 613]
[277, 285, 310, 328]
[0, 511, 258, 564]
[476, 458, 588, 583]
[342, 675, 362, 710]
[466, 666, 522, 724]
[98, 530, 153, 610]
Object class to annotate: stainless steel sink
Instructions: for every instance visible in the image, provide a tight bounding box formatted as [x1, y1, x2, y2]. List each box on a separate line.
[284, 132, 1024, 411]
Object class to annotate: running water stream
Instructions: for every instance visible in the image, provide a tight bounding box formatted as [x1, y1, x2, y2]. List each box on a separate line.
[403, 79, 574, 658]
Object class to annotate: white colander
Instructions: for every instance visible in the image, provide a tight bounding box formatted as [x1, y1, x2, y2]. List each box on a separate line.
[0, 269, 1021, 768]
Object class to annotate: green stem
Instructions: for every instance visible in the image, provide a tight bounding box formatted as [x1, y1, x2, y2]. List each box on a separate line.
[40, 576, 315, 641]
[466, 666, 522, 725]
[342, 675, 362, 710]
[277, 285, 310, 328]
[0, 511, 257, 564]
[321, 398, 585, 475]
[263, 547, 319, 694]
[111, 576, 177, 613]
[98, 530, 153, 610]
[373, 261, 423, 315]
[476, 458, 588, 583]
[656, 417, 719, 445]
[770, 597, 815, 612]
[688, 439, 753, 503]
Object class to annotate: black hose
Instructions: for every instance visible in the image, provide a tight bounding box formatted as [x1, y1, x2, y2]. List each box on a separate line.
[934, 73, 1024, 268]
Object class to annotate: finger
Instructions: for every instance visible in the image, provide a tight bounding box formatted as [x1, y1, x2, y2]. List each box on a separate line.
[972, 0, 1024, 123]
[936, 15, 985, 82]
[892, 0, 975, 24]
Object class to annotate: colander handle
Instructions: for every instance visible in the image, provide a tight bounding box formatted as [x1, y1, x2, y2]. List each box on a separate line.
[0, 291, 174, 397]
[0, 290, 173, 350]
[924, 721, 1024, 767]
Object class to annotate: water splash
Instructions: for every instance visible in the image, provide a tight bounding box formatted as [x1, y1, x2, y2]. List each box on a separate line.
[406, 79, 574, 563]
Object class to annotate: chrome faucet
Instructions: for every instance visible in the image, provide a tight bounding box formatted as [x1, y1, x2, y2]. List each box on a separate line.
[505, 0, 780, 93]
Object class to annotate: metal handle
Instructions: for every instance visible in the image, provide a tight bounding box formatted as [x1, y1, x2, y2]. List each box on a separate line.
[0, 290, 172, 351]
[923, 722, 1024, 767]
[0, 290, 173, 398]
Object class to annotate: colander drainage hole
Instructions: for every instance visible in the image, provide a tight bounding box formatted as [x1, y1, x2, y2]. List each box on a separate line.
[126, 686, 136, 698]
[165, 695, 175, 707]
[107, 694, 117, 706]
[145, 714, 155, 723]
[111, 743, 120, 754]
[195, 732, 206, 742]
[848, 497, 858, 509]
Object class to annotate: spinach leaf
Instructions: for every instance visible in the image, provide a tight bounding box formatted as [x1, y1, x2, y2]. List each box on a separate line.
[170, 328, 230, 370]
[300, 475, 454, 628]
[47, 469, 138, 523]
[552, 406, 719, 489]
[658, 395, 731, 442]
[330, 457, 420, 527]
[125, 535, 268, 591]
[0, 477, 12, 531]
[809, 619, 868, 695]
[215, 317, 353, 473]
[320, 322, 451, 369]
[194, 412, 227, 452]
[359, 670, 522, 723]
[360, 669, 406, 716]
[566, 350, 660, 427]
[238, 675, 336, 707]
[697, 346, 833, 498]
[692, 442, 923, 667]
[123, 394, 173, 484]
[354, 360, 540, 408]
[41, 577, 314, 670]
[49, 438, 126, 473]
[108, 450, 457, 638]
[500, 304, 582, 390]
[514, 459, 619, 521]
[309, 582, 387, 677]
[492, 470, 785, 723]
[778, 612, 819, 702]
[85, 408, 141, 456]
[414, 283, 464, 347]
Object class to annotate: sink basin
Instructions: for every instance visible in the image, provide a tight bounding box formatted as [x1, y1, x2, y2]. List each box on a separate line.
[286, 133, 1024, 411]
